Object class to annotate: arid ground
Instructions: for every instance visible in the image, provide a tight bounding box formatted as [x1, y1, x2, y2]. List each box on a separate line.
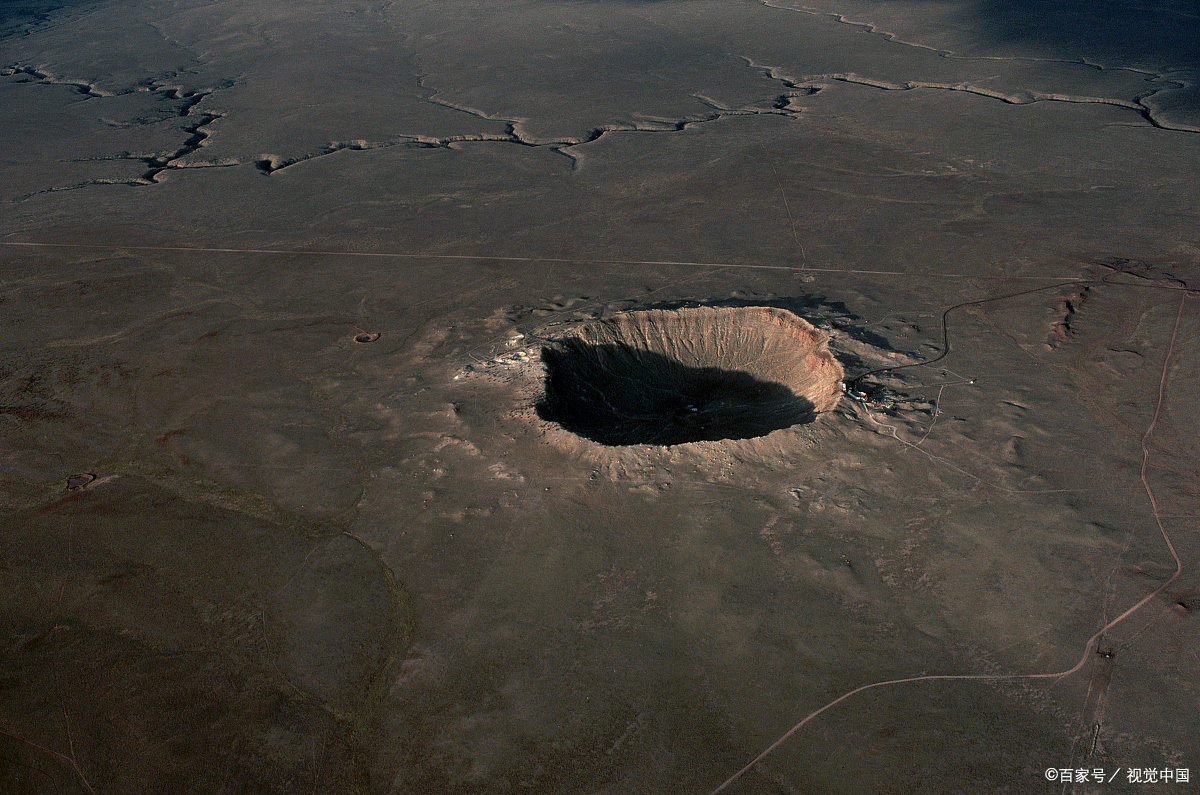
[2, 1, 1199, 793]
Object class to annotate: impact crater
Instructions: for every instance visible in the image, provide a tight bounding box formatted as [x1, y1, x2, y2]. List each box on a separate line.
[537, 306, 843, 446]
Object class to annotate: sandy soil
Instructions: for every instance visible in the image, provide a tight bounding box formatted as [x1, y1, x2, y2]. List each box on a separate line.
[2, 0, 1199, 793]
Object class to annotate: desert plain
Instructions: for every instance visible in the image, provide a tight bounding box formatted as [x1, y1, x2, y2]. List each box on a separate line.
[2, 0, 1200, 793]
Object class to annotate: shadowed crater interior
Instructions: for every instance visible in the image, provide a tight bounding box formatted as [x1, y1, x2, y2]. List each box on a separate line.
[536, 306, 844, 446]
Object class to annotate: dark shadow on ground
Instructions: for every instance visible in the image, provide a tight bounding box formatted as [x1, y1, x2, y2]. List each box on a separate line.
[538, 342, 818, 445]
[0, 0, 93, 39]
[976, 0, 1196, 69]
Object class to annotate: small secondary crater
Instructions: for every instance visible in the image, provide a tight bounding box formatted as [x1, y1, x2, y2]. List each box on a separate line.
[536, 306, 843, 446]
